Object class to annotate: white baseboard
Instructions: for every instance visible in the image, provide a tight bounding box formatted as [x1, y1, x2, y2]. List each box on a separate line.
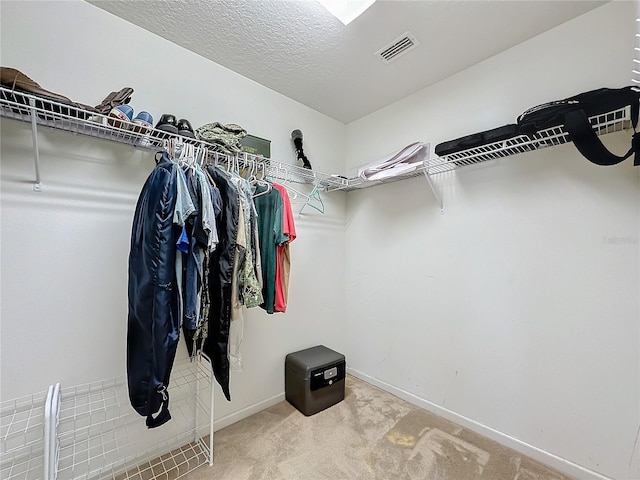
[213, 392, 286, 432]
[347, 368, 614, 480]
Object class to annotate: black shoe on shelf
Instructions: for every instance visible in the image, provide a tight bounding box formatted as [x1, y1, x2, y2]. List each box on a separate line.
[177, 118, 195, 138]
[155, 114, 178, 134]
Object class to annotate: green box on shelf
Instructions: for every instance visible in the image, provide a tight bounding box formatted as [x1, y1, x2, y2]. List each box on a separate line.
[240, 134, 271, 158]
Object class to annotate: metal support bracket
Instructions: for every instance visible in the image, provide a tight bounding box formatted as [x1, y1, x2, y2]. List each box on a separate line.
[28, 98, 42, 192]
[422, 169, 443, 211]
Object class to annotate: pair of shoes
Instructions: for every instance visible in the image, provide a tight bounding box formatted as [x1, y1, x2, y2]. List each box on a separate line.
[108, 105, 153, 132]
[155, 114, 195, 138]
[131, 111, 153, 133]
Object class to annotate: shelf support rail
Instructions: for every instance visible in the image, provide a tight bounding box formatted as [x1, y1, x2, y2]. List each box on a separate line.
[196, 352, 214, 466]
[422, 163, 443, 210]
[43, 383, 61, 480]
[28, 98, 42, 192]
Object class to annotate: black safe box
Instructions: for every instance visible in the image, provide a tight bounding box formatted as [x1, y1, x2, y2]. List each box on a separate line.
[285, 345, 346, 416]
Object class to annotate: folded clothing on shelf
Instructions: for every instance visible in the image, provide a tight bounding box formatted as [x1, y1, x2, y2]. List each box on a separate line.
[357, 142, 429, 181]
[195, 122, 247, 155]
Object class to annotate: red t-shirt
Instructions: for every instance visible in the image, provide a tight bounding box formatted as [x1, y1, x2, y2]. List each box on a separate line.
[272, 183, 296, 312]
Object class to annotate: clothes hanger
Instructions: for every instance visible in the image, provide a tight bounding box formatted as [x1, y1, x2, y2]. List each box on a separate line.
[257, 161, 267, 181]
[219, 152, 232, 173]
[174, 137, 185, 163]
[237, 153, 245, 176]
[273, 162, 322, 214]
[299, 183, 325, 215]
[252, 160, 273, 198]
[163, 138, 172, 160]
[240, 153, 249, 177]
[188, 144, 197, 172]
[279, 182, 307, 202]
[252, 180, 271, 198]
[253, 161, 264, 183]
[165, 137, 181, 163]
[228, 154, 235, 174]
[199, 145, 210, 170]
[241, 153, 257, 181]
[248, 158, 256, 181]
[177, 139, 193, 169]
[196, 145, 203, 167]
[178, 140, 186, 165]
[272, 164, 303, 201]
[229, 153, 238, 175]
[247, 158, 259, 185]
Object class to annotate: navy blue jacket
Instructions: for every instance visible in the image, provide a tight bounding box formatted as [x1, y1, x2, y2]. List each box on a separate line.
[127, 153, 180, 428]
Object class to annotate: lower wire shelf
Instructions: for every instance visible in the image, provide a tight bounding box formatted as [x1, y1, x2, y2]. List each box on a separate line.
[1, 391, 49, 480]
[55, 356, 213, 480]
[114, 436, 208, 480]
[1, 355, 214, 480]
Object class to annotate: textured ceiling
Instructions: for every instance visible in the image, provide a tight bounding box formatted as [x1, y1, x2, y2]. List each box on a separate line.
[88, 0, 606, 124]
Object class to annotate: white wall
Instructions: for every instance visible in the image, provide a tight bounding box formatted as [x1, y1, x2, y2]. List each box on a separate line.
[0, 0, 347, 431]
[344, 2, 639, 480]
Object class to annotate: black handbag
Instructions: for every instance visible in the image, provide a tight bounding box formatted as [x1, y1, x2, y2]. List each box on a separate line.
[517, 86, 640, 166]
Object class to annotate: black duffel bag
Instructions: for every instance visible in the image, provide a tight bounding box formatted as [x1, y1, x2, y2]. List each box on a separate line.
[435, 124, 518, 157]
[517, 86, 640, 166]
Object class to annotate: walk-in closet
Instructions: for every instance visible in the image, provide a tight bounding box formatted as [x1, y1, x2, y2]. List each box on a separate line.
[1, 2, 639, 480]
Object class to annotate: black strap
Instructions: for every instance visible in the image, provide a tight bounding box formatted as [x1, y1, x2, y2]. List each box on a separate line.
[564, 100, 640, 167]
[146, 387, 171, 429]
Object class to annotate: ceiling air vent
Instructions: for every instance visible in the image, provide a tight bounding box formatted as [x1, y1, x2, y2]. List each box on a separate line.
[376, 32, 419, 63]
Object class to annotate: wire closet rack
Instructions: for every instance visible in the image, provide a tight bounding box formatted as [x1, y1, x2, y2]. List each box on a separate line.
[1, 355, 213, 480]
[0, 87, 634, 197]
[0, 87, 350, 193]
[1, 391, 48, 480]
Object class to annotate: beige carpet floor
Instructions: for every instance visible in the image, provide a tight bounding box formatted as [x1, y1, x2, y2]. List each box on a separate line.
[183, 375, 571, 480]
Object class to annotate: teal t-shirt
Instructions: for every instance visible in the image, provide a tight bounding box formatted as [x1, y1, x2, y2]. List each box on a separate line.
[253, 185, 287, 313]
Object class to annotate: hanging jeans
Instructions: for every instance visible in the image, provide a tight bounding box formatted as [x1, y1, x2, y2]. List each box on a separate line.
[127, 153, 180, 428]
[183, 169, 205, 337]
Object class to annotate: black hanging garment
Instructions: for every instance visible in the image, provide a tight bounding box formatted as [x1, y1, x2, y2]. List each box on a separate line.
[127, 152, 180, 428]
[517, 86, 640, 166]
[202, 166, 240, 401]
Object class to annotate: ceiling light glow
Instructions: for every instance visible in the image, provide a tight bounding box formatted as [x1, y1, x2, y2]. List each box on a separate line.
[318, 0, 376, 25]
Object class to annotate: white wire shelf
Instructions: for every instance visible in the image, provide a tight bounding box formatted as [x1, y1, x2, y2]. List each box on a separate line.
[0, 86, 632, 196]
[0, 356, 212, 480]
[0, 87, 350, 192]
[114, 439, 207, 480]
[1, 391, 48, 480]
[55, 356, 212, 480]
[344, 105, 633, 191]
